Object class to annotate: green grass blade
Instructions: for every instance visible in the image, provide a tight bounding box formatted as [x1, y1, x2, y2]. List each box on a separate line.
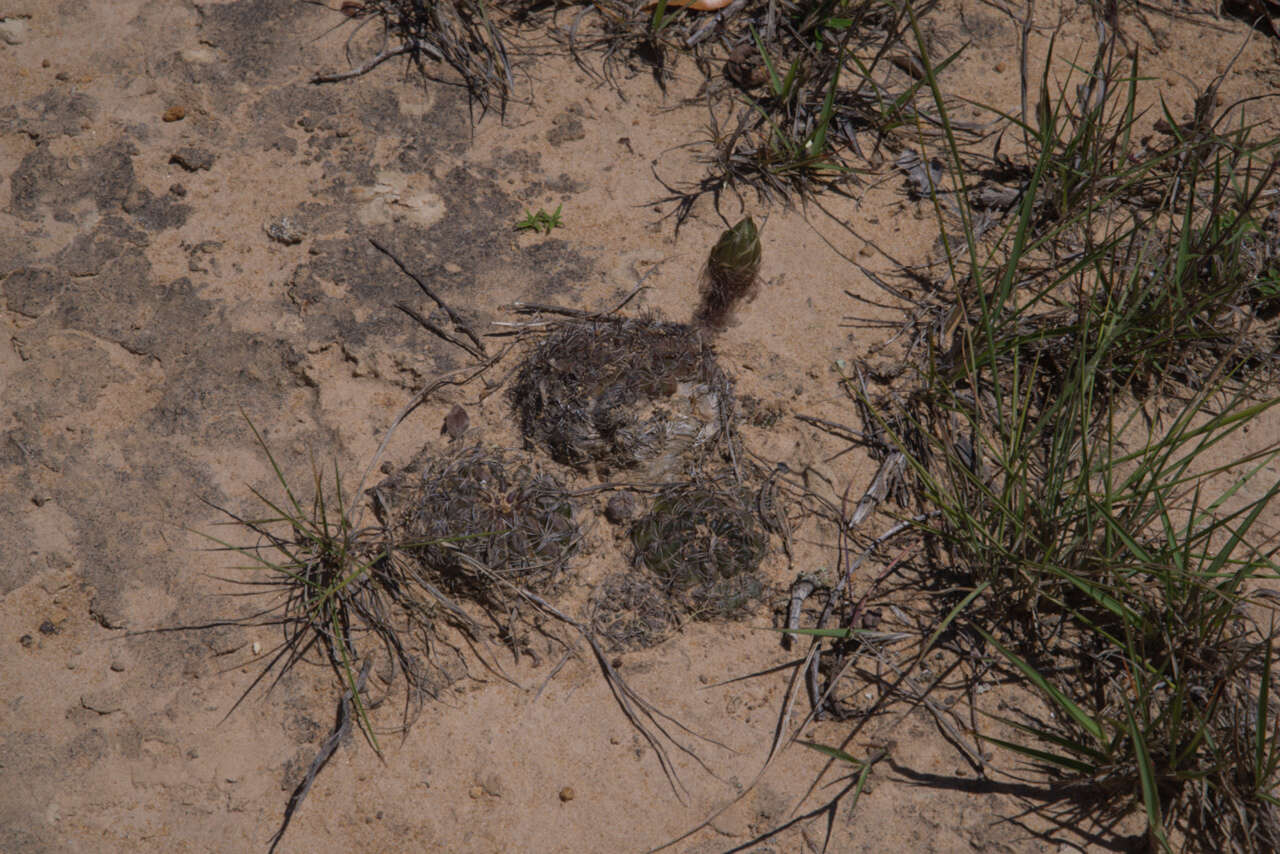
[1123, 696, 1170, 853]
[920, 580, 989, 659]
[977, 733, 1098, 775]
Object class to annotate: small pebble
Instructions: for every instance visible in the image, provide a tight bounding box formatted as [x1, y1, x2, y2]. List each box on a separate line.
[0, 17, 29, 45]
[169, 147, 215, 172]
[169, 183, 187, 197]
[442, 404, 469, 440]
[558, 787, 575, 802]
[994, 61, 1006, 73]
[162, 105, 186, 122]
[469, 786, 485, 800]
[19, 634, 33, 648]
[266, 217, 304, 246]
[604, 493, 635, 525]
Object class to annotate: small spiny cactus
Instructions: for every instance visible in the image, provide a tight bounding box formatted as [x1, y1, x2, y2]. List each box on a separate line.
[693, 216, 762, 332]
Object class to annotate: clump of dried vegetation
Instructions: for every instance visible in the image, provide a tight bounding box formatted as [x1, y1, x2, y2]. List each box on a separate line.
[589, 571, 678, 650]
[370, 443, 580, 607]
[313, 0, 974, 217]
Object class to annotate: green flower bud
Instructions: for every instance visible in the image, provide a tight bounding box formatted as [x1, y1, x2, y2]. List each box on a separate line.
[695, 217, 763, 332]
[709, 217, 762, 282]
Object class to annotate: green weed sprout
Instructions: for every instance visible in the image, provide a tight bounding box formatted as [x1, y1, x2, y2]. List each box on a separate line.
[515, 204, 564, 235]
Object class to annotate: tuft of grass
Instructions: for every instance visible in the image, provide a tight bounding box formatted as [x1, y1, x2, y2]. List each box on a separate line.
[314, 0, 518, 113]
[821, 13, 1280, 852]
[198, 417, 394, 750]
[653, 0, 983, 221]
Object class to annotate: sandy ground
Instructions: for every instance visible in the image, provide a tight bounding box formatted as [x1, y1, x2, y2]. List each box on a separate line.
[3, 1, 1279, 852]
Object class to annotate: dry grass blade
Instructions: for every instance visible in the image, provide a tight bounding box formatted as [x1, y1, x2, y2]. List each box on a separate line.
[453, 555, 733, 803]
[317, 1, 519, 113]
[268, 659, 372, 854]
[372, 238, 487, 357]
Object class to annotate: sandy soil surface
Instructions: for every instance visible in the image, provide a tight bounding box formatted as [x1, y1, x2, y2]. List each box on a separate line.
[3, 1, 1279, 852]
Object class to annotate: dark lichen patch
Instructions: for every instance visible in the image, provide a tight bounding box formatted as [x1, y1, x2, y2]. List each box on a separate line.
[169, 147, 216, 172]
[9, 141, 138, 222]
[10, 145, 67, 220]
[0, 88, 98, 141]
[0, 333, 132, 420]
[285, 235, 463, 372]
[64, 445, 229, 631]
[2, 267, 66, 317]
[546, 109, 586, 147]
[520, 239, 591, 297]
[84, 142, 139, 215]
[415, 165, 521, 278]
[142, 327, 311, 443]
[122, 186, 191, 232]
[276, 201, 351, 244]
[492, 146, 543, 182]
[248, 83, 349, 141]
[195, 0, 313, 81]
[236, 72, 465, 180]
[56, 217, 149, 278]
[509, 316, 732, 476]
[280, 261, 410, 362]
[54, 249, 163, 354]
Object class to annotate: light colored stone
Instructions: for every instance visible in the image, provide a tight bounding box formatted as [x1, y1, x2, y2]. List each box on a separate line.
[0, 18, 30, 46]
[180, 45, 217, 64]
